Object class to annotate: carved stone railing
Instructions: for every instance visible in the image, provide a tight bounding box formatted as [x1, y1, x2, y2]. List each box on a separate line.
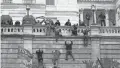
[1, 26, 23, 35]
[58, 26, 72, 36]
[32, 25, 47, 36]
[77, 26, 87, 36]
[99, 27, 120, 36]
[1, 25, 120, 37]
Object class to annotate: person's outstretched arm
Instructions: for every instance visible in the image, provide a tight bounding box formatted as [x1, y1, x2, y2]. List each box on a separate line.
[71, 41, 73, 45]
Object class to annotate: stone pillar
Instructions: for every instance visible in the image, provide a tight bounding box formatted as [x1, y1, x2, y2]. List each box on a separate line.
[91, 10, 97, 25]
[91, 37, 100, 61]
[90, 26, 100, 62]
[105, 9, 109, 27]
[80, 9, 84, 23]
[94, 10, 97, 24]
[23, 25, 33, 68]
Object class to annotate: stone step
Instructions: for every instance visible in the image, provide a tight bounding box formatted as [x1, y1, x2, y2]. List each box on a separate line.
[101, 54, 120, 59]
[1, 47, 91, 54]
[1, 63, 24, 68]
[33, 59, 90, 64]
[33, 48, 91, 54]
[1, 58, 89, 64]
[32, 41, 84, 45]
[1, 53, 91, 59]
[32, 44, 91, 48]
[33, 53, 91, 59]
[33, 64, 86, 68]
[1, 44, 22, 48]
[101, 44, 120, 49]
[101, 49, 120, 54]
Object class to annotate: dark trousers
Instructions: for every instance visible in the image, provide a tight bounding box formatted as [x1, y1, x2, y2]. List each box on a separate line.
[65, 50, 75, 61]
[38, 58, 43, 64]
[83, 36, 89, 47]
[38, 58, 44, 68]
[101, 20, 106, 26]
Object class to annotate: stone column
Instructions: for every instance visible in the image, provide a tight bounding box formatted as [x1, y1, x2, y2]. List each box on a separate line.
[93, 10, 97, 24]
[91, 37, 100, 61]
[105, 9, 109, 27]
[90, 26, 100, 62]
[80, 9, 84, 23]
[23, 25, 33, 68]
[91, 5, 97, 25]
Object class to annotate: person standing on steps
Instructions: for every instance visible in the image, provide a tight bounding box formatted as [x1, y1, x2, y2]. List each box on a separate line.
[52, 50, 61, 68]
[64, 40, 75, 61]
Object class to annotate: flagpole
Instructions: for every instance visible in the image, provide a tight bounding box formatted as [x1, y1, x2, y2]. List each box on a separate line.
[97, 57, 104, 68]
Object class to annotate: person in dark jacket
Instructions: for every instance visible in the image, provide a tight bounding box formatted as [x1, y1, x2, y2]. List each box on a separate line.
[55, 20, 60, 26]
[82, 28, 90, 47]
[64, 41, 75, 61]
[36, 49, 43, 64]
[65, 19, 71, 26]
[15, 21, 20, 26]
[98, 12, 106, 26]
[72, 24, 78, 36]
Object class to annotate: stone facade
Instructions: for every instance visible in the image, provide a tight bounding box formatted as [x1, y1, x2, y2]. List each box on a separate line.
[1, 0, 120, 68]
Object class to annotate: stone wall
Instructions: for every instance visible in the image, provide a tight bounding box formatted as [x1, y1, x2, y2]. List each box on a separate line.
[1, 34, 120, 68]
[32, 37, 91, 68]
[100, 37, 120, 62]
[1, 37, 23, 68]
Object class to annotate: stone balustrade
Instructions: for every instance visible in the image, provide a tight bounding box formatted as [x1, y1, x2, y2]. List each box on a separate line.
[99, 27, 120, 36]
[58, 26, 72, 36]
[77, 26, 87, 36]
[32, 25, 47, 36]
[1, 26, 23, 35]
[1, 25, 120, 36]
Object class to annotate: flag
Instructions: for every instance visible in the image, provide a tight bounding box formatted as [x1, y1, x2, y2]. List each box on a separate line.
[97, 58, 104, 68]
[18, 46, 33, 68]
[36, 16, 46, 19]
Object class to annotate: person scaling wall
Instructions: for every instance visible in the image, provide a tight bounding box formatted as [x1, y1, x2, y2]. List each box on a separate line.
[52, 50, 61, 68]
[81, 26, 90, 47]
[64, 40, 75, 61]
[36, 49, 45, 68]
